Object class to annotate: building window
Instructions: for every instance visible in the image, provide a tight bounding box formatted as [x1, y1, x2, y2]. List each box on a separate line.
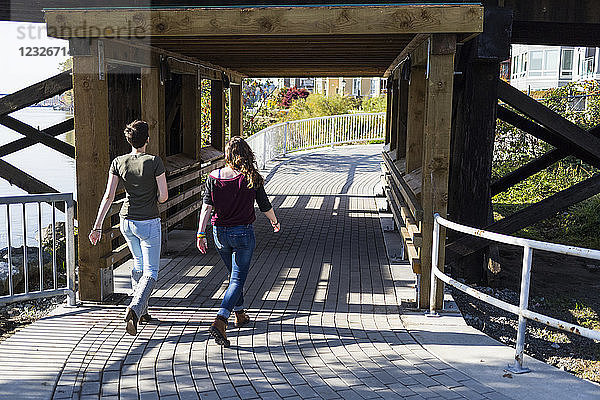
[352, 78, 361, 96]
[370, 78, 379, 96]
[543, 50, 559, 76]
[529, 51, 543, 76]
[560, 49, 574, 79]
[584, 58, 595, 78]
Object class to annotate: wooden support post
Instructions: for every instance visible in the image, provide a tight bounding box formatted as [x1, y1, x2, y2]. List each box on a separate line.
[395, 67, 409, 162]
[405, 65, 426, 173]
[181, 74, 199, 229]
[230, 84, 243, 137]
[447, 7, 512, 284]
[141, 60, 166, 160]
[211, 80, 226, 152]
[71, 38, 111, 302]
[420, 34, 456, 309]
[389, 73, 399, 155]
[384, 77, 393, 147]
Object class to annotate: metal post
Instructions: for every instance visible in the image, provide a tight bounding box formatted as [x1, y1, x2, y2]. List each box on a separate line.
[22, 203, 28, 294]
[52, 202, 57, 290]
[6, 205, 13, 296]
[283, 121, 288, 155]
[507, 245, 533, 374]
[331, 116, 335, 147]
[428, 214, 441, 316]
[65, 197, 77, 306]
[38, 202, 43, 292]
[262, 131, 267, 170]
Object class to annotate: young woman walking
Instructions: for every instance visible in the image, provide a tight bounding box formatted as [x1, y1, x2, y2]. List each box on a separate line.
[89, 120, 168, 336]
[197, 136, 280, 347]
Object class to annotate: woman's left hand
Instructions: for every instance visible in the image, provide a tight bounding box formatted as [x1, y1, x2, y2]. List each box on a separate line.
[197, 237, 208, 254]
[89, 230, 102, 245]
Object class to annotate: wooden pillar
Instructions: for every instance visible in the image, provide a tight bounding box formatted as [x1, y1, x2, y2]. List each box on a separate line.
[448, 7, 512, 285]
[384, 77, 393, 146]
[181, 74, 197, 158]
[420, 34, 456, 309]
[395, 67, 409, 162]
[389, 74, 399, 155]
[141, 58, 166, 160]
[211, 80, 226, 151]
[406, 65, 426, 173]
[230, 84, 243, 137]
[71, 38, 111, 301]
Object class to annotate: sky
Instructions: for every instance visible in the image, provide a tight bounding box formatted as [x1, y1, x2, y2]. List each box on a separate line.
[0, 21, 69, 94]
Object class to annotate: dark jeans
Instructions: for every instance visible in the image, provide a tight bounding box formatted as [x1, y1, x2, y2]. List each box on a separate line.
[213, 224, 256, 319]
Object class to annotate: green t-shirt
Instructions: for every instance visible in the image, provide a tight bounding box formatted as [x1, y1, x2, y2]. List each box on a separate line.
[110, 153, 166, 220]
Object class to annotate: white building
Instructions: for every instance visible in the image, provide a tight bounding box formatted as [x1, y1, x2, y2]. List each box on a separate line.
[509, 44, 600, 91]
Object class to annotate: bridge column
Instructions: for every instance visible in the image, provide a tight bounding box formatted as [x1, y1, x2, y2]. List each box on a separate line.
[211, 80, 226, 152]
[71, 38, 111, 301]
[230, 83, 243, 137]
[420, 34, 457, 309]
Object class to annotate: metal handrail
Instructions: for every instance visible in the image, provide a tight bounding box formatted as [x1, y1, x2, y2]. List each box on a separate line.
[0, 193, 76, 306]
[430, 213, 600, 374]
[246, 112, 386, 168]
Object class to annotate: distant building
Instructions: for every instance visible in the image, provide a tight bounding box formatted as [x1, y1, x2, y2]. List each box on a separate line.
[507, 44, 600, 91]
[313, 77, 384, 98]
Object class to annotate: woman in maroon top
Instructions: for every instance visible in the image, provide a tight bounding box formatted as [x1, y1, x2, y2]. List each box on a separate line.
[197, 137, 280, 347]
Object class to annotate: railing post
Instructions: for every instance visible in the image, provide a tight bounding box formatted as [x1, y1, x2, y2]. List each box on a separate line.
[428, 213, 441, 316]
[65, 197, 77, 306]
[283, 121, 289, 155]
[262, 130, 267, 170]
[330, 116, 335, 147]
[507, 245, 533, 374]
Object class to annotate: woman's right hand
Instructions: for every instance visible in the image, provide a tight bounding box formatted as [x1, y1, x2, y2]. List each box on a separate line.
[197, 237, 208, 254]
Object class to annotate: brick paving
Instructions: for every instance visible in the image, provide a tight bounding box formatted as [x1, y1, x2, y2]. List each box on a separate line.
[0, 145, 511, 400]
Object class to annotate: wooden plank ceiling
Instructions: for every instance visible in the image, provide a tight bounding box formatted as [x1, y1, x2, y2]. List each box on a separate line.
[43, 4, 483, 77]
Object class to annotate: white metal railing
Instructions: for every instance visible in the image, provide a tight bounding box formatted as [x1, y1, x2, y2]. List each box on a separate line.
[246, 112, 386, 168]
[0, 193, 76, 306]
[430, 213, 600, 374]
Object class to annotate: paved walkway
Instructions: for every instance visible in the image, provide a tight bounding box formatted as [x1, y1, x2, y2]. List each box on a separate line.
[0, 145, 596, 400]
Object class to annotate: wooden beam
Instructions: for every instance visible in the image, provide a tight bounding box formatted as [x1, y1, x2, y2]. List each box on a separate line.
[211, 80, 226, 152]
[72, 39, 111, 302]
[0, 70, 72, 117]
[383, 34, 428, 78]
[181, 74, 197, 159]
[405, 65, 426, 173]
[497, 80, 600, 167]
[109, 39, 245, 84]
[384, 78, 392, 146]
[45, 5, 484, 38]
[0, 118, 73, 157]
[230, 84, 242, 137]
[0, 115, 75, 158]
[448, 173, 600, 260]
[420, 33, 456, 310]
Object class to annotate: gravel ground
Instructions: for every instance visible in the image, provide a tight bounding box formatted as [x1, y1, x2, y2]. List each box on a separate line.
[0, 295, 66, 342]
[451, 285, 600, 383]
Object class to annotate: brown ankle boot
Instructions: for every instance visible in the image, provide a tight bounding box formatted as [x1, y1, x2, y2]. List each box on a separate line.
[234, 310, 250, 328]
[209, 316, 230, 347]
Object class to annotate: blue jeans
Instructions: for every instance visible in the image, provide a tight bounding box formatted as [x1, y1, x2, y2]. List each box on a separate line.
[120, 218, 162, 280]
[213, 224, 256, 319]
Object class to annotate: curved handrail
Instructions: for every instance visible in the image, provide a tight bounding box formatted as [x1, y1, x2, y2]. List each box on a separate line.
[430, 213, 600, 374]
[246, 112, 385, 168]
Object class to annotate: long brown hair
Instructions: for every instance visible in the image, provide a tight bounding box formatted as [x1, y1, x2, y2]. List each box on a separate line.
[225, 136, 264, 188]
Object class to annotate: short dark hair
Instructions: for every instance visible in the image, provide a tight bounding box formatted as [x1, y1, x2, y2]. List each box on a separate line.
[124, 120, 149, 149]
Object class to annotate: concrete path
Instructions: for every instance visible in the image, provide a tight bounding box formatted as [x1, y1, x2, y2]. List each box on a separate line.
[0, 145, 597, 400]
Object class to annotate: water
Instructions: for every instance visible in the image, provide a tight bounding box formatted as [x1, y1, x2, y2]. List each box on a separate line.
[0, 108, 75, 248]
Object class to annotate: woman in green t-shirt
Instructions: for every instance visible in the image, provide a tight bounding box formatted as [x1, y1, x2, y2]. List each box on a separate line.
[89, 120, 168, 336]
